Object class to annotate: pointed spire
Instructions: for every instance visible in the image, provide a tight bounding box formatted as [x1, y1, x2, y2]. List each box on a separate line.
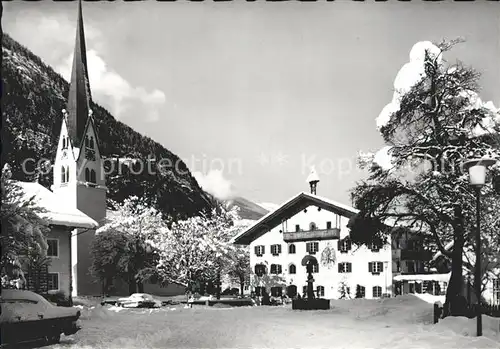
[66, 0, 92, 147]
[306, 166, 320, 195]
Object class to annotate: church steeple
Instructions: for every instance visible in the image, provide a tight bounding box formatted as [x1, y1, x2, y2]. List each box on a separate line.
[66, 0, 92, 148]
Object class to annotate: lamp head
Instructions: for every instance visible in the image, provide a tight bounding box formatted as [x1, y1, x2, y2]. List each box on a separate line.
[463, 157, 497, 187]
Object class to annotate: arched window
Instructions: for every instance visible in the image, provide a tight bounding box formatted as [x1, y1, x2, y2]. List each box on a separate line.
[316, 285, 325, 297]
[85, 168, 90, 182]
[255, 264, 266, 277]
[62, 137, 66, 149]
[85, 135, 90, 148]
[289, 264, 296, 274]
[288, 244, 296, 254]
[61, 166, 66, 183]
[309, 222, 317, 231]
[90, 169, 96, 183]
[65, 166, 69, 183]
[89, 136, 94, 149]
[372, 286, 382, 298]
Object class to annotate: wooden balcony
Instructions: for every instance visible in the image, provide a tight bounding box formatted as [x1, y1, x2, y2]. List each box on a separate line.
[283, 228, 340, 242]
[400, 249, 432, 261]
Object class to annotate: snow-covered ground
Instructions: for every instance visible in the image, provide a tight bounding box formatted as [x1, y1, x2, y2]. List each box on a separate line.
[52, 295, 499, 349]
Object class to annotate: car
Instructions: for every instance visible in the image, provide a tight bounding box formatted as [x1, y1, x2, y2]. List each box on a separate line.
[0, 289, 81, 346]
[116, 293, 162, 308]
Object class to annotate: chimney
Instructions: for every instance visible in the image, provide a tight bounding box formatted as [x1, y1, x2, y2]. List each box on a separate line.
[306, 166, 320, 195]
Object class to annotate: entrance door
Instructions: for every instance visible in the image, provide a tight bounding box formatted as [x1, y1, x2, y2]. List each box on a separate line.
[287, 285, 297, 298]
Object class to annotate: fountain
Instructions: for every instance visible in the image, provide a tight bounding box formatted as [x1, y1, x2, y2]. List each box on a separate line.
[292, 255, 330, 310]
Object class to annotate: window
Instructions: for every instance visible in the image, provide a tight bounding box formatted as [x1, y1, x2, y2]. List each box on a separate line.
[326, 221, 332, 229]
[85, 168, 90, 182]
[338, 238, 352, 253]
[316, 286, 325, 297]
[270, 264, 282, 274]
[493, 279, 500, 304]
[254, 245, 265, 256]
[407, 261, 415, 273]
[409, 282, 415, 294]
[295, 224, 300, 232]
[306, 242, 319, 254]
[65, 166, 69, 183]
[288, 244, 296, 254]
[356, 285, 366, 298]
[47, 239, 59, 257]
[289, 264, 296, 274]
[338, 262, 352, 273]
[371, 241, 381, 252]
[368, 262, 383, 274]
[90, 169, 97, 184]
[48, 273, 59, 291]
[372, 286, 382, 298]
[302, 286, 307, 295]
[271, 244, 282, 256]
[254, 264, 266, 277]
[61, 166, 66, 183]
[62, 136, 68, 149]
[396, 260, 401, 272]
[255, 287, 264, 296]
[89, 136, 94, 149]
[271, 287, 283, 297]
[311, 264, 319, 273]
[309, 222, 317, 231]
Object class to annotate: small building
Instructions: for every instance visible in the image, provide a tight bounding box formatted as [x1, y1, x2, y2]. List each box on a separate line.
[16, 181, 98, 297]
[232, 168, 404, 300]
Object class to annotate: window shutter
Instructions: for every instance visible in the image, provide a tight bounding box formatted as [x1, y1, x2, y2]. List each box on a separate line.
[338, 263, 342, 273]
[368, 262, 373, 273]
[278, 244, 282, 254]
[278, 265, 282, 274]
[348, 263, 352, 273]
[306, 243, 311, 253]
[254, 246, 259, 255]
[347, 240, 352, 251]
[262, 246, 265, 255]
[337, 240, 341, 250]
[379, 262, 384, 272]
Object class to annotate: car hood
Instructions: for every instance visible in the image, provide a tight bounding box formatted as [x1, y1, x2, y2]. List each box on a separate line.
[0, 303, 80, 324]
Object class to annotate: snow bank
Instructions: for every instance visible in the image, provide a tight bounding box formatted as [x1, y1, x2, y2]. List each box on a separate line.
[435, 315, 500, 339]
[393, 272, 451, 283]
[412, 293, 446, 305]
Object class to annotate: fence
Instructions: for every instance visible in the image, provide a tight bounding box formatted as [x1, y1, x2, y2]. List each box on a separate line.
[434, 302, 500, 324]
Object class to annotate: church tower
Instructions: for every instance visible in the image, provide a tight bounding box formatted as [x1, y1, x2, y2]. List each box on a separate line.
[53, 0, 106, 296]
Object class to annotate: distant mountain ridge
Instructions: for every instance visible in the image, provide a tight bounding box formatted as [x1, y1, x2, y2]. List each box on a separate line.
[2, 33, 215, 219]
[225, 196, 269, 221]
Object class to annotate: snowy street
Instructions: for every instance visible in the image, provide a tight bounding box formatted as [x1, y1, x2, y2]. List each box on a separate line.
[51, 295, 499, 349]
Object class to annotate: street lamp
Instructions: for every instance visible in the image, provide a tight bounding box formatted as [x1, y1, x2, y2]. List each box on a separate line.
[463, 157, 497, 337]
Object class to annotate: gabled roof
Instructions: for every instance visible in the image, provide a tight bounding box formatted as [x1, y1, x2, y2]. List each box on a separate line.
[231, 191, 359, 245]
[16, 181, 98, 229]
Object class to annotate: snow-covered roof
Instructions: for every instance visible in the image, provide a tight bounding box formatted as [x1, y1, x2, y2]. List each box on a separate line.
[231, 191, 359, 245]
[16, 181, 98, 229]
[393, 273, 451, 283]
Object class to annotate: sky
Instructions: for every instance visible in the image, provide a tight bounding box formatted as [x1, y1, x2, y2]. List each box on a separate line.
[3, 0, 500, 207]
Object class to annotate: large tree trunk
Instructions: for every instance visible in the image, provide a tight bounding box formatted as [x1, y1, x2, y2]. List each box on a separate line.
[443, 206, 467, 317]
[137, 281, 144, 293]
[128, 274, 137, 295]
[216, 268, 221, 300]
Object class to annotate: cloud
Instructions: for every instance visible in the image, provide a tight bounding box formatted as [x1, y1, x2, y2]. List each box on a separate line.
[192, 170, 234, 201]
[58, 50, 166, 122]
[6, 11, 165, 122]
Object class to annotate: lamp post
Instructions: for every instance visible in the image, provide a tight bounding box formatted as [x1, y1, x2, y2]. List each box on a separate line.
[463, 157, 497, 337]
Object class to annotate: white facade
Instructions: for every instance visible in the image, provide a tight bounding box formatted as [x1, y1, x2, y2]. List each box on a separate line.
[234, 192, 394, 300]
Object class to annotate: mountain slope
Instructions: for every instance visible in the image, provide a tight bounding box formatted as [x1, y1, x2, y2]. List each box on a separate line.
[226, 196, 269, 221]
[1, 33, 215, 219]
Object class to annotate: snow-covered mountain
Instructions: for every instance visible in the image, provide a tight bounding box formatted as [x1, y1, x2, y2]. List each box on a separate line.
[258, 202, 279, 213]
[225, 197, 269, 221]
